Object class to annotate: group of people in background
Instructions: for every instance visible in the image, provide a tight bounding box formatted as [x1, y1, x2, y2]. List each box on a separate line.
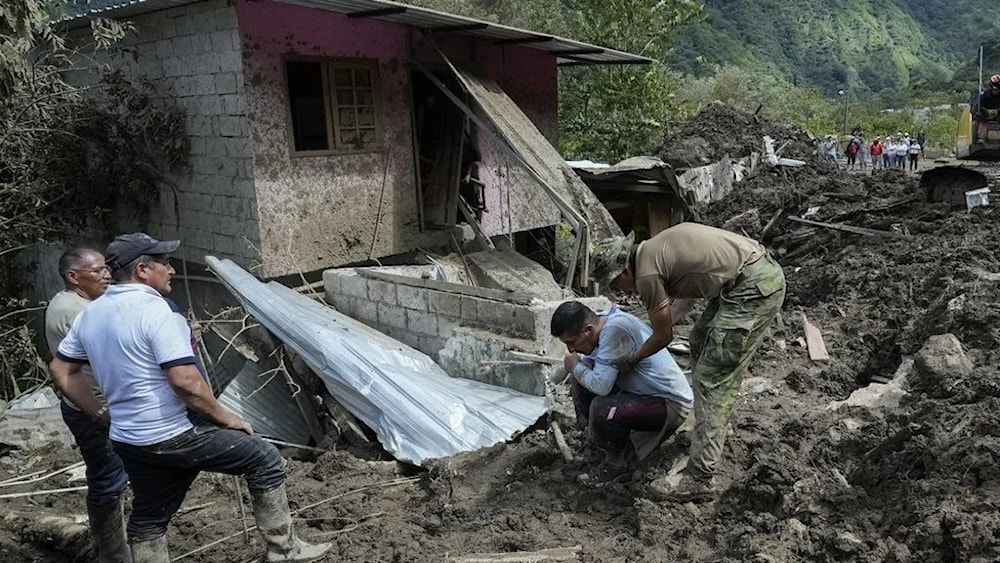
[818, 129, 926, 172]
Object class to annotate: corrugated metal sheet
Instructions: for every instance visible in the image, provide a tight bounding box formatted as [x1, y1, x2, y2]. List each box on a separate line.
[61, 0, 651, 66]
[218, 360, 313, 445]
[206, 257, 547, 466]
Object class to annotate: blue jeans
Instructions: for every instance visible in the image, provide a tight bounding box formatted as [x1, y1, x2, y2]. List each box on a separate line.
[112, 424, 286, 541]
[61, 401, 129, 508]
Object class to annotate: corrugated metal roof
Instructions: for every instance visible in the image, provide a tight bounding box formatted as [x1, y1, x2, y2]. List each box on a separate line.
[218, 360, 314, 445]
[61, 0, 652, 66]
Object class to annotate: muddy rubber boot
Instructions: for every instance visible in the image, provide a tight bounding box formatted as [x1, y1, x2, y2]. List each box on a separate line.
[129, 535, 169, 563]
[251, 485, 332, 562]
[648, 470, 717, 502]
[88, 496, 132, 563]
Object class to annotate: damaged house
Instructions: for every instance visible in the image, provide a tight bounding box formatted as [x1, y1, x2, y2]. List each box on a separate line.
[46, 0, 649, 461]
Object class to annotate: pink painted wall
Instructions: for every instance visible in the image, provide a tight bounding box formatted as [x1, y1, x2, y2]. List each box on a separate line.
[236, 0, 561, 272]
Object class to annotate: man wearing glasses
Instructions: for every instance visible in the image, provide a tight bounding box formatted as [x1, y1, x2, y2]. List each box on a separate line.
[50, 233, 330, 562]
[45, 247, 128, 562]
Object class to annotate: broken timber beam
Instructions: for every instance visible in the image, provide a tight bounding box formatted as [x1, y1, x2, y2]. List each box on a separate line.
[787, 216, 911, 239]
[458, 196, 496, 251]
[356, 269, 534, 305]
[449, 545, 582, 563]
[801, 314, 830, 361]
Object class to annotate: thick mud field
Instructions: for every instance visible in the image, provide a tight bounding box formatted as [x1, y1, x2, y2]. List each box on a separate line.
[3, 107, 1000, 562]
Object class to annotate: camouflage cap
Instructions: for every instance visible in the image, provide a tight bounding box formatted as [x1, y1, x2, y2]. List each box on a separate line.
[589, 232, 635, 289]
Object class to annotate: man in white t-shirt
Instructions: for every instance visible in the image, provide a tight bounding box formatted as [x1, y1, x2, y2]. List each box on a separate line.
[50, 233, 330, 563]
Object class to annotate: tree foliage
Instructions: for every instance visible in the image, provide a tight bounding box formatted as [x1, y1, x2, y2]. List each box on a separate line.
[1, 0, 188, 399]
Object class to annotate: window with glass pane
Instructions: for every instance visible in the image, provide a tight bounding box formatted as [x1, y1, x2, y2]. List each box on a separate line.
[285, 59, 380, 154]
[330, 67, 378, 150]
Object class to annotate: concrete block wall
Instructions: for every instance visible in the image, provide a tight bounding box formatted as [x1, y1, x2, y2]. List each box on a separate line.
[323, 267, 542, 358]
[323, 264, 612, 395]
[104, 0, 259, 266]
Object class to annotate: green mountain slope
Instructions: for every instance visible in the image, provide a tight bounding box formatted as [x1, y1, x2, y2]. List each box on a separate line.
[672, 0, 1000, 96]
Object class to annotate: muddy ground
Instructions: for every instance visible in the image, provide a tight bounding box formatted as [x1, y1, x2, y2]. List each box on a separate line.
[4, 108, 1000, 562]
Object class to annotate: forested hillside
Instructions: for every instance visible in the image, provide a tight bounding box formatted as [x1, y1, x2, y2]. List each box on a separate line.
[673, 0, 1000, 96]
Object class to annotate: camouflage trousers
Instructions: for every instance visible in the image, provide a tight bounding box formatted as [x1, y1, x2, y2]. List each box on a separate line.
[687, 253, 786, 477]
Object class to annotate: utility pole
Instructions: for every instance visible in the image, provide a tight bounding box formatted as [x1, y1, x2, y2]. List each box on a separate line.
[838, 88, 849, 135]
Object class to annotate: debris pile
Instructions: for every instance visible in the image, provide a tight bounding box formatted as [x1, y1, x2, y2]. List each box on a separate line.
[659, 105, 816, 168]
[4, 105, 1000, 561]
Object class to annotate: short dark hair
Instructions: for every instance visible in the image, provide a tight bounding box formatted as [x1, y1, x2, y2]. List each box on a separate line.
[550, 301, 598, 337]
[58, 247, 101, 279]
[110, 254, 156, 283]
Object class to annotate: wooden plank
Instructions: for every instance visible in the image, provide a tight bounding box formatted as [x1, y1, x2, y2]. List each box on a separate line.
[356, 268, 533, 305]
[449, 545, 582, 563]
[646, 201, 674, 236]
[507, 351, 561, 365]
[458, 196, 496, 250]
[786, 216, 911, 239]
[802, 314, 830, 361]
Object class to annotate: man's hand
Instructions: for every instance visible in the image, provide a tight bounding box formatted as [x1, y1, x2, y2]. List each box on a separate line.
[220, 410, 253, 435]
[563, 353, 581, 373]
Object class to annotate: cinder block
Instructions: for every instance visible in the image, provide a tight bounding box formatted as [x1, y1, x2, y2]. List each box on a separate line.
[212, 232, 235, 255]
[478, 301, 518, 334]
[355, 297, 377, 324]
[225, 137, 248, 158]
[340, 273, 368, 299]
[222, 94, 245, 116]
[172, 35, 193, 57]
[154, 40, 173, 59]
[437, 318, 457, 339]
[192, 11, 216, 33]
[512, 305, 538, 339]
[377, 302, 406, 329]
[368, 280, 396, 305]
[193, 33, 213, 54]
[218, 116, 244, 137]
[216, 51, 242, 73]
[210, 30, 234, 53]
[174, 15, 194, 36]
[214, 8, 238, 31]
[459, 295, 480, 320]
[397, 285, 428, 311]
[427, 291, 461, 317]
[418, 336, 445, 357]
[193, 75, 216, 96]
[322, 269, 343, 295]
[215, 72, 237, 94]
[406, 310, 438, 336]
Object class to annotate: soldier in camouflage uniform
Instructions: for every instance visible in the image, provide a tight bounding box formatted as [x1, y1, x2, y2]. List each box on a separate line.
[591, 222, 785, 501]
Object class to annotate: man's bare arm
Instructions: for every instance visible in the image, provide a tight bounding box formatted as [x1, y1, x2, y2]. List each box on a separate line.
[50, 358, 108, 425]
[166, 364, 253, 434]
[631, 306, 674, 364]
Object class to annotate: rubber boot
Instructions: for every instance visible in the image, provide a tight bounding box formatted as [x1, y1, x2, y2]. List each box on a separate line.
[251, 485, 332, 562]
[88, 496, 132, 563]
[129, 535, 169, 563]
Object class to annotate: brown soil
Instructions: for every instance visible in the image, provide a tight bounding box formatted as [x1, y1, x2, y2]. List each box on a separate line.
[5, 106, 1000, 562]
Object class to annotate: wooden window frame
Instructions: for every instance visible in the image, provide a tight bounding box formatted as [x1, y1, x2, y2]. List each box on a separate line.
[283, 56, 384, 157]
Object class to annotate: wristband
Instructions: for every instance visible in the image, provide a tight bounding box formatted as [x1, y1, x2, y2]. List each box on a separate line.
[93, 405, 109, 420]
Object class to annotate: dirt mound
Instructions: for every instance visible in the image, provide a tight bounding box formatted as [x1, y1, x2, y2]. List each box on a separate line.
[658, 104, 815, 169]
[5, 128, 1000, 561]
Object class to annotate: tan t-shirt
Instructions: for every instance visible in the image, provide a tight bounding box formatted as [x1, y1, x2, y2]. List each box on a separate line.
[635, 223, 765, 313]
[45, 290, 103, 409]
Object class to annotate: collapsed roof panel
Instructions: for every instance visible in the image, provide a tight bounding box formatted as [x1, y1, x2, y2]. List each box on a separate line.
[206, 257, 547, 465]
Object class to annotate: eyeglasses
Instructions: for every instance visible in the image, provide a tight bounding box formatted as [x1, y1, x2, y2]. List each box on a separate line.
[72, 266, 110, 275]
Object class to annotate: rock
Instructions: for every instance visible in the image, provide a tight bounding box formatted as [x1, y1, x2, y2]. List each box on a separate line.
[913, 333, 974, 397]
[835, 531, 864, 553]
[742, 376, 775, 396]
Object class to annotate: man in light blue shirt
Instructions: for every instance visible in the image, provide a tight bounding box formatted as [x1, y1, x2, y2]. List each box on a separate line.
[551, 301, 693, 470]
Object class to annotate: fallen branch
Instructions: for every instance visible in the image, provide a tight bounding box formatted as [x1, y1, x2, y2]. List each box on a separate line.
[787, 216, 911, 239]
[0, 461, 85, 488]
[550, 421, 574, 462]
[172, 477, 420, 561]
[0, 485, 87, 499]
[449, 545, 583, 562]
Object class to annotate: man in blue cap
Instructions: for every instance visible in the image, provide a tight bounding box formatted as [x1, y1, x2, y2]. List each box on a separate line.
[51, 233, 331, 562]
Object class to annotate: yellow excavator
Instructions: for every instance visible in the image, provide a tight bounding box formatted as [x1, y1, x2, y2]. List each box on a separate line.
[920, 48, 998, 204]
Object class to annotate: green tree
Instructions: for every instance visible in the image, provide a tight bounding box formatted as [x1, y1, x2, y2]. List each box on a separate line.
[1, 0, 187, 399]
[559, 0, 703, 161]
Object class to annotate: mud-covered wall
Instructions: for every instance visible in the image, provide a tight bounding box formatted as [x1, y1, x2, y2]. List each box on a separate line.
[96, 0, 260, 268]
[410, 35, 562, 236]
[236, 0, 432, 277]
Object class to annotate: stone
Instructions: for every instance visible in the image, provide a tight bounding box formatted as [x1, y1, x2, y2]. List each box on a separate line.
[913, 333, 973, 397]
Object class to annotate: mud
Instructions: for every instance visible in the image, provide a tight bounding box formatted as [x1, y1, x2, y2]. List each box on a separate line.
[4, 106, 1000, 562]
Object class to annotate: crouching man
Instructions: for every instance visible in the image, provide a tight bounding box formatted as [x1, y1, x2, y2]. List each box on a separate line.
[550, 301, 693, 476]
[50, 233, 331, 563]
